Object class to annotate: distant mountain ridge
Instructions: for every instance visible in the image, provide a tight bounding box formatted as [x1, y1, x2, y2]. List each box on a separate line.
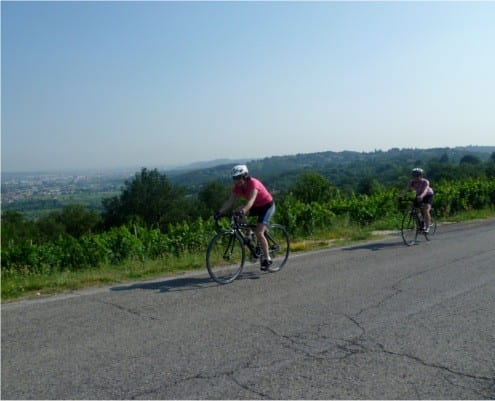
[167, 145, 495, 191]
[166, 158, 256, 173]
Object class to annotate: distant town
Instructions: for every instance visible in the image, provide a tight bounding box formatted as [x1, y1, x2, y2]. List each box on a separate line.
[1, 170, 134, 205]
[1, 158, 246, 208]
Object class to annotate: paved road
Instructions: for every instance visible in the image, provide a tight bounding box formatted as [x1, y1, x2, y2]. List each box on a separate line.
[2, 219, 495, 399]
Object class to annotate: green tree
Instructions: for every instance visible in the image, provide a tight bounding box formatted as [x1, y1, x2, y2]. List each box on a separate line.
[31, 204, 102, 241]
[1, 211, 39, 247]
[486, 152, 495, 179]
[290, 172, 336, 203]
[460, 155, 481, 165]
[438, 152, 450, 163]
[35, 214, 66, 242]
[102, 168, 188, 231]
[356, 177, 383, 196]
[195, 181, 230, 219]
[59, 204, 102, 238]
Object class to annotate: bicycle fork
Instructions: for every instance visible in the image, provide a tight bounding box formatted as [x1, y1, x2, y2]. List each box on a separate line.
[222, 234, 238, 261]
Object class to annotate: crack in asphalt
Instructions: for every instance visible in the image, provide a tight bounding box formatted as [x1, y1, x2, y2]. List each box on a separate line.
[98, 250, 495, 399]
[442, 371, 494, 399]
[352, 255, 477, 319]
[100, 299, 494, 400]
[228, 372, 272, 399]
[97, 299, 160, 321]
[230, 304, 495, 399]
[375, 342, 495, 381]
[345, 297, 495, 397]
[127, 361, 275, 399]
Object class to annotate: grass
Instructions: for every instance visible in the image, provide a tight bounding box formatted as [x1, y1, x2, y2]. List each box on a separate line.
[2, 209, 494, 303]
[1, 254, 205, 302]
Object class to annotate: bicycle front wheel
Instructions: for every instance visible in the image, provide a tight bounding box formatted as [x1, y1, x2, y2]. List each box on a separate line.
[401, 211, 418, 246]
[265, 224, 290, 272]
[206, 231, 245, 284]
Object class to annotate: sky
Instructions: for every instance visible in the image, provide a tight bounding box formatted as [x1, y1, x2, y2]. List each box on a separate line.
[2, 1, 495, 173]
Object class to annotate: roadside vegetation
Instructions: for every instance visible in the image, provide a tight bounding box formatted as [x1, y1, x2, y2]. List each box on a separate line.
[2, 150, 495, 302]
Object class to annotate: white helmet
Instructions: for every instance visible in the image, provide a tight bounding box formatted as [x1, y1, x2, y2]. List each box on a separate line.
[412, 167, 424, 177]
[231, 164, 248, 178]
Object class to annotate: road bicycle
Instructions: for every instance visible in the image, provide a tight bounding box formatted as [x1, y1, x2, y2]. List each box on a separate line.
[400, 201, 437, 246]
[205, 213, 290, 284]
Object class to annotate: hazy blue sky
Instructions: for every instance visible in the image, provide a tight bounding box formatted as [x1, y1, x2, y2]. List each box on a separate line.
[2, 1, 494, 172]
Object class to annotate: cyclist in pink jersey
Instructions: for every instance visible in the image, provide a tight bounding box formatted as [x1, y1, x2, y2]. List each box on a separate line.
[399, 167, 435, 232]
[216, 165, 276, 270]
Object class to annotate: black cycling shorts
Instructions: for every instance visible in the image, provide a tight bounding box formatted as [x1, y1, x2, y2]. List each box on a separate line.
[414, 194, 434, 207]
[249, 201, 275, 225]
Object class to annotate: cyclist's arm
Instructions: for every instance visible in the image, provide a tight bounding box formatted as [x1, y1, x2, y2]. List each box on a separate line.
[239, 188, 258, 215]
[417, 179, 430, 199]
[218, 193, 237, 215]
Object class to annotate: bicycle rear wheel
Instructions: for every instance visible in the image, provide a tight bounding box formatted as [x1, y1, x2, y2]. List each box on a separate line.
[401, 211, 419, 246]
[206, 231, 245, 284]
[265, 224, 290, 272]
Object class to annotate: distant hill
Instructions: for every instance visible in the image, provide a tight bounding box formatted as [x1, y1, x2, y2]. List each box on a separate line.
[167, 146, 495, 193]
[166, 158, 256, 174]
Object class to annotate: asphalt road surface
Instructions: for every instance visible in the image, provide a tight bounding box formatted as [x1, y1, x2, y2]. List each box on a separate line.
[2, 219, 495, 399]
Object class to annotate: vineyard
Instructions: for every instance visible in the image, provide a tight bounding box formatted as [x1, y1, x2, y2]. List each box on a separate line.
[2, 177, 494, 287]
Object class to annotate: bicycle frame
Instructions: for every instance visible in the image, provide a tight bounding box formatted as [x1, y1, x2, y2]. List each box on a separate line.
[225, 214, 265, 260]
[410, 206, 424, 229]
[400, 201, 436, 246]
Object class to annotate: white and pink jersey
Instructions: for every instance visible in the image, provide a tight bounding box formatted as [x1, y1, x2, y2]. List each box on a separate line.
[410, 178, 434, 196]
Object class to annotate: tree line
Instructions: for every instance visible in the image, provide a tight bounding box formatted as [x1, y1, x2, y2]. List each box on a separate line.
[2, 152, 495, 275]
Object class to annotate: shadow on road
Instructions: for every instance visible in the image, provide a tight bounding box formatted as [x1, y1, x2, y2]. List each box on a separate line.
[342, 240, 405, 252]
[110, 271, 260, 293]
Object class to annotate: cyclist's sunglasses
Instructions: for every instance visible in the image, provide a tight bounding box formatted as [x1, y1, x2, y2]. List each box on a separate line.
[233, 176, 244, 181]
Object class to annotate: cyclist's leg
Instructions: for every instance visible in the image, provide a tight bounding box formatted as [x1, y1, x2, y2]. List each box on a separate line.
[422, 195, 433, 230]
[412, 199, 423, 229]
[253, 203, 275, 268]
[256, 222, 270, 264]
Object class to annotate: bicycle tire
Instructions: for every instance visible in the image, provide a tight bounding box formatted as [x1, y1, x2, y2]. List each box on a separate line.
[206, 231, 245, 284]
[265, 224, 290, 272]
[401, 210, 419, 246]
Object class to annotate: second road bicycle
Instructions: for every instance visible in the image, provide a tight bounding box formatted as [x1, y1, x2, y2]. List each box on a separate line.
[400, 200, 437, 246]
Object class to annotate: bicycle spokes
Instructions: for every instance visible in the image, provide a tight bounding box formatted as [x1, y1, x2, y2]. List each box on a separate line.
[206, 232, 245, 284]
[401, 209, 419, 246]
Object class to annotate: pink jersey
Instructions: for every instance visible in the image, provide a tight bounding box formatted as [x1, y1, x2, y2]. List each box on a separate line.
[410, 178, 434, 196]
[233, 177, 273, 207]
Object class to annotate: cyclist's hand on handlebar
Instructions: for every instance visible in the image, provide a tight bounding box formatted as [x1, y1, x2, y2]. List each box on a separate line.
[233, 209, 247, 224]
